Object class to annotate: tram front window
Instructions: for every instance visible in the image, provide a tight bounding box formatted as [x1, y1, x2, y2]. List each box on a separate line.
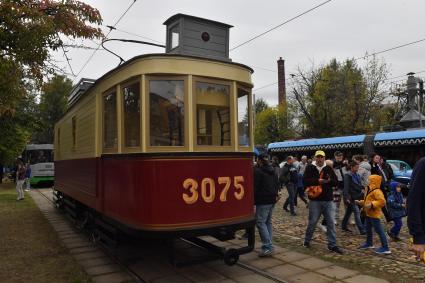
[237, 88, 250, 147]
[196, 82, 231, 146]
[149, 80, 185, 146]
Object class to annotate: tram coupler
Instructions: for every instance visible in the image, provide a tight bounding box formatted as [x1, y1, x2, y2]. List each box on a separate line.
[183, 226, 255, 266]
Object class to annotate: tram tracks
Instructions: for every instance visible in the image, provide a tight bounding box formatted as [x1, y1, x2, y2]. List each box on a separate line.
[34, 188, 291, 283]
[34, 188, 146, 283]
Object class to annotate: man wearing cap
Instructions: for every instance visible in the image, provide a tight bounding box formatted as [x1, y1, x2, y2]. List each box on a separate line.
[303, 150, 343, 254]
[254, 153, 280, 257]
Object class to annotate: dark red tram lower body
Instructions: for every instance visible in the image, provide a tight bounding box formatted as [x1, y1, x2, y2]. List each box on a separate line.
[54, 152, 255, 238]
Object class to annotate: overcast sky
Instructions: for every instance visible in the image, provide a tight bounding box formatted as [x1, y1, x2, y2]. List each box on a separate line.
[55, 0, 425, 106]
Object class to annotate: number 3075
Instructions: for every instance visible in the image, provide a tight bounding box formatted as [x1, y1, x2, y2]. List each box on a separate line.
[182, 176, 245, 204]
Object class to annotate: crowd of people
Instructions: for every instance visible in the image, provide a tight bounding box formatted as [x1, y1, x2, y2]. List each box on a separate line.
[253, 150, 425, 262]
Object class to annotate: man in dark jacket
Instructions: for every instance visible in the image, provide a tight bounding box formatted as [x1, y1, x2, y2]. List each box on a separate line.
[341, 161, 365, 234]
[407, 157, 425, 262]
[370, 153, 392, 222]
[303, 150, 343, 254]
[282, 156, 299, 216]
[254, 154, 280, 257]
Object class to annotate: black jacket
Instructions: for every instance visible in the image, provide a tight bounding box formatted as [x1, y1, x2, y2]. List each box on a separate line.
[281, 163, 298, 185]
[254, 164, 280, 205]
[303, 164, 338, 201]
[333, 160, 345, 189]
[343, 172, 364, 201]
[370, 162, 392, 185]
[407, 157, 425, 245]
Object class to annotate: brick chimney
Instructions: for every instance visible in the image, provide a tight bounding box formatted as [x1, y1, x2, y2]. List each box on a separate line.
[277, 57, 286, 105]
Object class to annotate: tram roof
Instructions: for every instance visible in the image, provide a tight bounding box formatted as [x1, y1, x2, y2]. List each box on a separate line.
[163, 13, 233, 28]
[64, 53, 253, 114]
[268, 134, 366, 152]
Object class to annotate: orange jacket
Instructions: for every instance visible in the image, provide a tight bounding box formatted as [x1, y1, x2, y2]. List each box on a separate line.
[357, 175, 386, 219]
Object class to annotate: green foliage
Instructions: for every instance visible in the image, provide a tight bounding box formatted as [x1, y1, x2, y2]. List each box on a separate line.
[0, 0, 103, 83]
[254, 105, 294, 145]
[291, 57, 390, 138]
[0, 93, 37, 165]
[0, 0, 103, 164]
[34, 75, 73, 143]
[254, 98, 269, 115]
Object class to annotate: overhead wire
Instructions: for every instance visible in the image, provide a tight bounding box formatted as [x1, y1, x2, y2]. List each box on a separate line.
[230, 0, 334, 51]
[73, 0, 138, 81]
[104, 26, 164, 44]
[60, 44, 76, 77]
[355, 37, 425, 61]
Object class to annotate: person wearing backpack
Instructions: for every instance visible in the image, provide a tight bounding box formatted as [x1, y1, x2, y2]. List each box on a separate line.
[303, 150, 343, 254]
[341, 161, 366, 234]
[281, 156, 298, 216]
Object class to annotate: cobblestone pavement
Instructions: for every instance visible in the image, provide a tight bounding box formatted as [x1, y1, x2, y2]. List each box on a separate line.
[30, 188, 399, 283]
[272, 190, 425, 282]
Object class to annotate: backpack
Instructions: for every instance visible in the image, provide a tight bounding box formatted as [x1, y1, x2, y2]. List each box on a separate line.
[279, 166, 290, 185]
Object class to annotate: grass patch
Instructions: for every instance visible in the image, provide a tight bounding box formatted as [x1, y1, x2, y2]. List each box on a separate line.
[0, 183, 91, 283]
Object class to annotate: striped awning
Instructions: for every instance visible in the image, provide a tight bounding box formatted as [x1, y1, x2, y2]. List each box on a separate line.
[374, 129, 425, 147]
[268, 135, 365, 153]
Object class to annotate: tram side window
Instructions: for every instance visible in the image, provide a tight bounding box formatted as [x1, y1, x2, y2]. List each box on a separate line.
[196, 82, 231, 146]
[103, 90, 117, 149]
[237, 88, 250, 146]
[149, 80, 185, 146]
[72, 116, 76, 149]
[123, 82, 140, 147]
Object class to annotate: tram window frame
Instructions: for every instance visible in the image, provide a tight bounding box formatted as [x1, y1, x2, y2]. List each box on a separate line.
[71, 116, 77, 150]
[120, 79, 141, 151]
[169, 24, 180, 50]
[146, 75, 189, 152]
[193, 77, 234, 151]
[102, 88, 118, 153]
[237, 86, 252, 149]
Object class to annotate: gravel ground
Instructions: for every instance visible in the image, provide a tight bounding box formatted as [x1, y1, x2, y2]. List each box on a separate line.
[271, 190, 425, 282]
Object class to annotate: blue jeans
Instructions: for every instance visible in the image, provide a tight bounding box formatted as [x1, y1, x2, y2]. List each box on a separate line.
[304, 201, 337, 248]
[341, 202, 365, 233]
[256, 204, 275, 252]
[365, 217, 389, 248]
[390, 217, 403, 236]
[283, 183, 296, 213]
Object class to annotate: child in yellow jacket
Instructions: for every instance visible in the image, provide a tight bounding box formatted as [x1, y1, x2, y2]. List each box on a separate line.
[356, 174, 391, 254]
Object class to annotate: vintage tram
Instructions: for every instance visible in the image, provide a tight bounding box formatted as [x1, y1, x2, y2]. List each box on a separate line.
[53, 14, 255, 265]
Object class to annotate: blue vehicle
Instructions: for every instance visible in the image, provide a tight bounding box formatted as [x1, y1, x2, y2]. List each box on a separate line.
[387, 160, 412, 195]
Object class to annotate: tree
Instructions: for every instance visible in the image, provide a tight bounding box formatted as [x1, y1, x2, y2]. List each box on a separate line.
[290, 57, 390, 138]
[254, 105, 295, 145]
[0, 92, 38, 166]
[0, 0, 103, 164]
[35, 75, 73, 143]
[254, 97, 269, 115]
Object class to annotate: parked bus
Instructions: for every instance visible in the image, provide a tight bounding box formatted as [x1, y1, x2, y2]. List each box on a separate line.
[22, 144, 54, 186]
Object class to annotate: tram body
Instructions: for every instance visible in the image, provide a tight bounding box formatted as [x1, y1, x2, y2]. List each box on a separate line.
[53, 37, 256, 269]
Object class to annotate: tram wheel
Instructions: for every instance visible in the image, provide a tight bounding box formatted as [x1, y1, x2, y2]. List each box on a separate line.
[223, 248, 239, 266]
